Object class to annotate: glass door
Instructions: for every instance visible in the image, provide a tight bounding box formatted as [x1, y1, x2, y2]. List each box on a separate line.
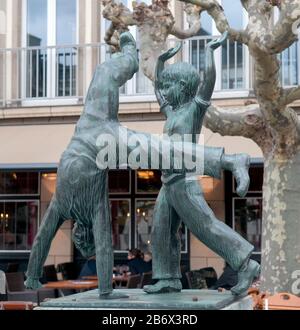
[25, 0, 77, 100]
[26, 0, 48, 98]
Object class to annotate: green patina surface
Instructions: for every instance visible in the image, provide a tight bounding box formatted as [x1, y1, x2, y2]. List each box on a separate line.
[40, 289, 250, 310]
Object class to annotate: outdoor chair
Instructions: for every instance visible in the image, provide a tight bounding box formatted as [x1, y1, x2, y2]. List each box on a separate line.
[56, 262, 79, 280]
[5, 272, 56, 304]
[139, 271, 152, 288]
[43, 264, 58, 282]
[186, 271, 208, 290]
[126, 274, 141, 289]
[6, 263, 19, 273]
[186, 267, 218, 290]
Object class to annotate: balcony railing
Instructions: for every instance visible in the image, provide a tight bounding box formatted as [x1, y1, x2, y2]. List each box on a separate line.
[0, 36, 299, 108]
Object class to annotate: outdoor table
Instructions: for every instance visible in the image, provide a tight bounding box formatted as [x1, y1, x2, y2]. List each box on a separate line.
[44, 280, 98, 296]
[81, 275, 129, 288]
[0, 301, 36, 310]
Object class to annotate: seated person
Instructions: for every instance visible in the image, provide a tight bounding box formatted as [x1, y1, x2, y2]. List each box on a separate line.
[143, 251, 152, 262]
[127, 249, 152, 275]
[79, 256, 97, 278]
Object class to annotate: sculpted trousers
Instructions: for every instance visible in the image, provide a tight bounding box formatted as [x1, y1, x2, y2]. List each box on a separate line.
[152, 177, 254, 280]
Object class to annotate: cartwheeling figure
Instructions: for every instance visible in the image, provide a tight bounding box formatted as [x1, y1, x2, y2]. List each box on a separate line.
[25, 32, 140, 299]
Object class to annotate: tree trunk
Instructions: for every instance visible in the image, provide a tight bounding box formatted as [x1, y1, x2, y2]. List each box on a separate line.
[261, 148, 300, 295]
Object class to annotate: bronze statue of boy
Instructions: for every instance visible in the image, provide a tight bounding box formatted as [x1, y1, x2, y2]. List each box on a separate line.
[144, 32, 260, 296]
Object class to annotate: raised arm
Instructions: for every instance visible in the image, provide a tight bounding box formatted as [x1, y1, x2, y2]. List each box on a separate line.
[155, 43, 182, 117]
[197, 32, 228, 103]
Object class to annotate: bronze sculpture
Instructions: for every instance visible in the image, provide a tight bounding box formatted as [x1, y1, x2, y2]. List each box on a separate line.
[143, 32, 260, 295]
[25, 31, 259, 299]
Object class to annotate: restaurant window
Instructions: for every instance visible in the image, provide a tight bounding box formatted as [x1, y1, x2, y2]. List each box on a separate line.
[0, 200, 39, 251]
[233, 167, 264, 193]
[135, 199, 155, 252]
[135, 199, 188, 254]
[109, 170, 131, 194]
[0, 170, 41, 253]
[111, 199, 130, 251]
[0, 172, 39, 195]
[226, 164, 263, 255]
[136, 170, 162, 194]
[233, 197, 262, 252]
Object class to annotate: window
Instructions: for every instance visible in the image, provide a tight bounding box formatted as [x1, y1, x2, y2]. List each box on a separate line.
[274, 7, 299, 87]
[135, 199, 188, 253]
[0, 201, 39, 251]
[233, 167, 264, 193]
[26, 0, 48, 98]
[0, 170, 41, 253]
[233, 198, 262, 253]
[135, 37, 153, 95]
[109, 170, 131, 194]
[221, 0, 245, 89]
[226, 164, 263, 254]
[25, 0, 77, 99]
[111, 199, 130, 251]
[135, 199, 155, 252]
[222, 0, 243, 30]
[0, 172, 39, 195]
[190, 37, 213, 83]
[136, 170, 162, 194]
[101, 0, 153, 96]
[280, 42, 299, 87]
[199, 12, 213, 36]
[188, 0, 247, 91]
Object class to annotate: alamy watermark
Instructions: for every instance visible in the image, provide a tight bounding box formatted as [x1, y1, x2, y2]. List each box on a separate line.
[95, 127, 205, 180]
[291, 270, 300, 295]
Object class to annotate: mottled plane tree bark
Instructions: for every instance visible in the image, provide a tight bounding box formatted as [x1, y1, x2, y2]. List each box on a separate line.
[101, 0, 300, 295]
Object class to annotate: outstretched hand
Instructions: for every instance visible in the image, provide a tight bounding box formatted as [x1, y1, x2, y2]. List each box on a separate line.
[159, 43, 182, 62]
[207, 31, 228, 50]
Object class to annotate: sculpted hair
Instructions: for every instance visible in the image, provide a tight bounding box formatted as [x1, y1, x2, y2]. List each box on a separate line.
[161, 62, 201, 99]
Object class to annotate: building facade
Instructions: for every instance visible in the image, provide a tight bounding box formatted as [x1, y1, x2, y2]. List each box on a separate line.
[0, 0, 299, 277]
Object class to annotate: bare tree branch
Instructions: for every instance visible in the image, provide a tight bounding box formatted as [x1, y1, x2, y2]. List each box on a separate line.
[252, 50, 300, 138]
[101, 0, 136, 51]
[283, 86, 300, 105]
[170, 3, 202, 39]
[178, 0, 248, 43]
[204, 104, 259, 137]
[243, 0, 299, 54]
[170, 25, 199, 38]
[204, 104, 272, 154]
[104, 22, 121, 52]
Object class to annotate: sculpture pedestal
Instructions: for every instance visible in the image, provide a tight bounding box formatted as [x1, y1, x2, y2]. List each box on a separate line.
[38, 289, 253, 310]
